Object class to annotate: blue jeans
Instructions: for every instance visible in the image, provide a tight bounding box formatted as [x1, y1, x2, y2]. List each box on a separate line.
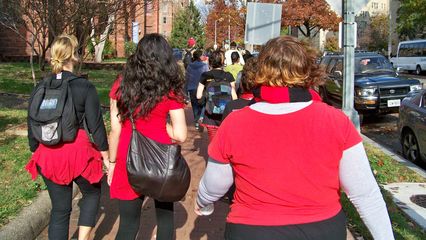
[188, 89, 203, 123]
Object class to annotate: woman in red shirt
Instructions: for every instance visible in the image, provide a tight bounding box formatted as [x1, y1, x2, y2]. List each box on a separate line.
[26, 34, 109, 240]
[107, 34, 187, 240]
[195, 36, 394, 239]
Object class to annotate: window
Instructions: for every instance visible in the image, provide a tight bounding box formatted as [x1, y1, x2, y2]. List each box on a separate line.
[333, 59, 343, 73]
[372, 2, 378, 9]
[163, 17, 167, 24]
[326, 58, 338, 74]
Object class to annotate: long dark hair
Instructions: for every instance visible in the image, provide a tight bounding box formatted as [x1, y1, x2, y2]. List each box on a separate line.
[117, 34, 185, 121]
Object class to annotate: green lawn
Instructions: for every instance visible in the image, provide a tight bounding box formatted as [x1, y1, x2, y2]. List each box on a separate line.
[0, 134, 44, 227]
[0, 108, 27, 132]
[0, 62, 119, 106]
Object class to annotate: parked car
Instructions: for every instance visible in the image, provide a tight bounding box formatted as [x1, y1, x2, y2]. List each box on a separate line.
[398, 89, 426, 163]
[319, 52, 423, 115]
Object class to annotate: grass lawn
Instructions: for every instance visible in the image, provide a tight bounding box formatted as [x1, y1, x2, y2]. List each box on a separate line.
[0, 108, 27, 132]
[0, 62, 119, 106]
[0, 134, 44, 227]
[342, 143, 426, 240]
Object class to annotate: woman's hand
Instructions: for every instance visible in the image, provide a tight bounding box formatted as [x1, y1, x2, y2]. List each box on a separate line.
[101, 151, 109, 169]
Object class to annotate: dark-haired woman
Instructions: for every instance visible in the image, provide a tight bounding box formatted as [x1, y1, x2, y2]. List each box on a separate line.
[108, 34, 187, 240]
[195, 36, 394, 240]
[196, 51, 237, 142]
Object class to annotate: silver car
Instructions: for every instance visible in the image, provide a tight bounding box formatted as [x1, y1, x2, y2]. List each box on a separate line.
[398, 89, 426, 163]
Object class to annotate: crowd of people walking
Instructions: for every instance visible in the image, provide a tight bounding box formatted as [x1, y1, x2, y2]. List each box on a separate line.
[26, 33, 395, 240]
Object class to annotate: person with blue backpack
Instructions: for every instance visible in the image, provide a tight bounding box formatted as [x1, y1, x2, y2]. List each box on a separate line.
[26, 34, 109, 240]
[196, 51, 237, 142]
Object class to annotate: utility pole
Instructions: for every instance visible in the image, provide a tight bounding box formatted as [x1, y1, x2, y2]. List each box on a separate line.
[342, 0, 360, 130]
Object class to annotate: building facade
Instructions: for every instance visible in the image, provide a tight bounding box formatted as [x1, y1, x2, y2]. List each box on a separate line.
[0, 0, 188, 60]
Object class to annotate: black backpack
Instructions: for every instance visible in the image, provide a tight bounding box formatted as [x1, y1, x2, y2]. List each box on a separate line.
[183, 50, 193, 69]
[28, 74, 80, 146]
[204, 78, 233, 115]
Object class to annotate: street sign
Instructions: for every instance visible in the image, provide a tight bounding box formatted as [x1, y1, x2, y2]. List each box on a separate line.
[325, 0, 370, 16]
[244, 2, 282, 45]
[338, 21, 357, 48]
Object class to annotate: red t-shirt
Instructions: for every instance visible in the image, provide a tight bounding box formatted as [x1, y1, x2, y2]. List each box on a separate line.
[109, 77, 184, 200]
[208, 101, 362, 225]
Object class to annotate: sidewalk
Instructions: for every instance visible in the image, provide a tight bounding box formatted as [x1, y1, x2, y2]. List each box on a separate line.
[36, 108, 355, 240]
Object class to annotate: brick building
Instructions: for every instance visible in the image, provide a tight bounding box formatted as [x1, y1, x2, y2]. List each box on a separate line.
[0, 0, 188, 60]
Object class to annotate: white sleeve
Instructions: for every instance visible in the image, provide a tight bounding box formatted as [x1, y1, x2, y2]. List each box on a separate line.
[340, 142, 395, 240]
[196, 158, 234, 207]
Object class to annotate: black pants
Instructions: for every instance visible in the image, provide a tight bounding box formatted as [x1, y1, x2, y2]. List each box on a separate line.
[116, 197, 174, 240]
[188, 89, 203, 123]
[41, 173, 101, 240]
[224, 209, 347, 240]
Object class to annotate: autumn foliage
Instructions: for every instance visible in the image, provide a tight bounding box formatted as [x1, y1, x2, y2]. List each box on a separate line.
[204, 1, 245, 48]
[281, 0, 341, 38]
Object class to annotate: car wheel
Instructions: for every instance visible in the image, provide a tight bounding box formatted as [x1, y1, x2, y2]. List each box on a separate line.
[416, 65, 422, 75]
[402, 130, 421, 163]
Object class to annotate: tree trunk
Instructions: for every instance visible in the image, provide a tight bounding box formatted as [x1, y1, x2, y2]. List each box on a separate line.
[30, 34, 36, 86]
[92, 15, 115, 63]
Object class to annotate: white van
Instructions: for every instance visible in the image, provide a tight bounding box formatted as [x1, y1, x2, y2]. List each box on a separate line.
[390, 39, 426, 75]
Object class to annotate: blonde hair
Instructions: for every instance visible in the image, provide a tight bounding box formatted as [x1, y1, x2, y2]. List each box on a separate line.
[50, 34, 79, 74]
[255, 36, 325, 88]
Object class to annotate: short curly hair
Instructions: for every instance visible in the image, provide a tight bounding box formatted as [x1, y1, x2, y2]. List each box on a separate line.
[255, 36, 325, 88]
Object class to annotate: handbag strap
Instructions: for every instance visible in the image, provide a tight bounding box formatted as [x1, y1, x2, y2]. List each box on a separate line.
[129, 113, 136, 130]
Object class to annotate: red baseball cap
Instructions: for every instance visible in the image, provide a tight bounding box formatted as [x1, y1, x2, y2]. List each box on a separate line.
[187, 37, 196, 47]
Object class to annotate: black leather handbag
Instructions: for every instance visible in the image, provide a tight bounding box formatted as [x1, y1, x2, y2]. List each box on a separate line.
[126, 116, 191, 202]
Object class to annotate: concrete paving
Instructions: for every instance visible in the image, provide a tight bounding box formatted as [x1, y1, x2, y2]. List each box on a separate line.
[383, 183, 426, 230]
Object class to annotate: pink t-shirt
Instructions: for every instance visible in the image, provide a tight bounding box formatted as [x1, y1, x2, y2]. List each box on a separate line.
[208, 101, 362, 225]
[109, 77, 184, 200]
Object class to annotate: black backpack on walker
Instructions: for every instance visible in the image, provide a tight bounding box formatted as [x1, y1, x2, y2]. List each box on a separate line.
[28, 74, 80, 146]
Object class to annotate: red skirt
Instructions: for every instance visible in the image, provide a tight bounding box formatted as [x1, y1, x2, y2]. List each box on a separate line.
[26, 130, 104, 185]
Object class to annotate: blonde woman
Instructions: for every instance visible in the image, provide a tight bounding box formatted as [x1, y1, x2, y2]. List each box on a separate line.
[26, 34, 109, 240]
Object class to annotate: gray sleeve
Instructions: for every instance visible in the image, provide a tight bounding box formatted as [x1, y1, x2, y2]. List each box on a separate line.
[196, 158, 234, 207]
[340, 142, 395, 240]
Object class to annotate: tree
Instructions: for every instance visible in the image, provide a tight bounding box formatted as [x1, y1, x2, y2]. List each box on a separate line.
[204, 0, 245, 48]
[397, 0, 426, 39]
[324, 36, 339, 52]
[282, 0, 341, 39]
[358, 14, 389, 53]
[170, 0, 205, 49]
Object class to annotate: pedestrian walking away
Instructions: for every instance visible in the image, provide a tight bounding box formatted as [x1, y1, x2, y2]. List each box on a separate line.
[224, 41, 245, 66]
[185, 49, 209, 130]
[26, 34, 109, 240]
[196, 51, 237, 143]
[195, 36, 395, 240]
[108, 33, 188, 240]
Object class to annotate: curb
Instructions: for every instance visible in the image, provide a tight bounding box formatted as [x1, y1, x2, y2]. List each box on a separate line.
[361, 134, 426, 179]
[0, 184, 79, 240]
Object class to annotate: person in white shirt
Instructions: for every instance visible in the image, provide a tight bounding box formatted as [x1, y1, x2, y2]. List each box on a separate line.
[224, 41, 245, 66]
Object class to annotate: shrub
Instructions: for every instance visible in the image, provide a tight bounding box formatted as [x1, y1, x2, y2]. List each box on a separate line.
[124, 41, 137, 57]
